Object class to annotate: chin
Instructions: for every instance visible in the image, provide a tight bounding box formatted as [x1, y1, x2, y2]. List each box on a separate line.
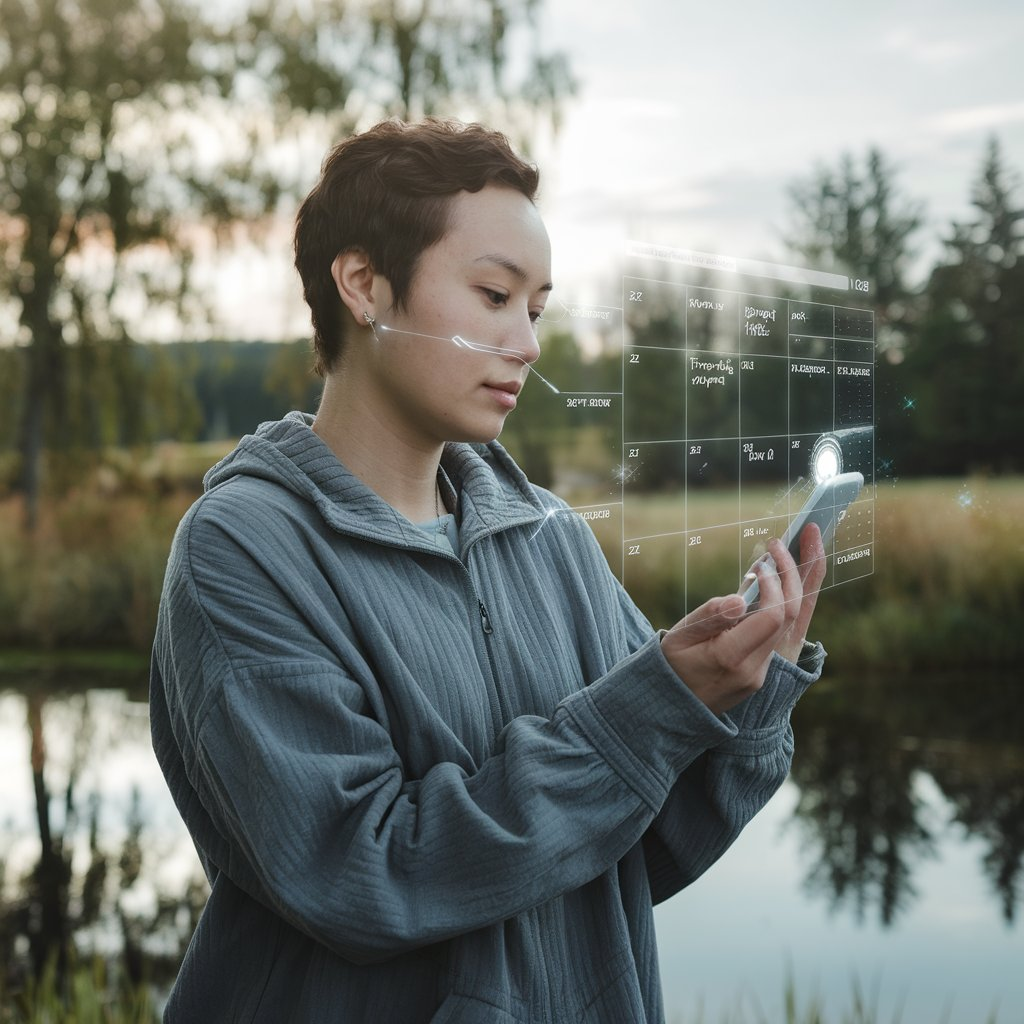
[451, 416, 507, 446]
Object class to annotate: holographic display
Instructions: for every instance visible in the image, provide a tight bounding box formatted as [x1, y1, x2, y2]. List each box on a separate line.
[530, 243, 876, 626]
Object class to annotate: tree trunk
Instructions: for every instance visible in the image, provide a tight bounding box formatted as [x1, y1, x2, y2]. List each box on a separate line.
[17, 271, 62, 533]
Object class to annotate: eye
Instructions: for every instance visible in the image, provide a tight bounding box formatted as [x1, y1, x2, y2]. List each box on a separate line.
[480, 287, 508, 307]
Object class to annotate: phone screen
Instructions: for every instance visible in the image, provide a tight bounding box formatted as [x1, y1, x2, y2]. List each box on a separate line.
[740, 471, 864, 609]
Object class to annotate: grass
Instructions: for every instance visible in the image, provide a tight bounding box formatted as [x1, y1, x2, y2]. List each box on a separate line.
[619, 476, 1024, 671]
[810, 476, 1024, 670]
[0, 957, 158, 1024]
[0, 962, 1003, 1024]
[666, 971, 1004, 1024]
[0, 487, 194, 655]
[0, 453, 1021, 671]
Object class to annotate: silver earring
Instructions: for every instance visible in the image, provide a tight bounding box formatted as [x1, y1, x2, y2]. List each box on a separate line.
[363, 310, 381, 342]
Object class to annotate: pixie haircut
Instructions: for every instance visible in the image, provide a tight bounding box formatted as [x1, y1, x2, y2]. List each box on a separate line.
[294, 118, 540, 376]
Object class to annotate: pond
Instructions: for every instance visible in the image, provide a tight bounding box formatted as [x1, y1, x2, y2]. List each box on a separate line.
[1, 666, 1021, 1022]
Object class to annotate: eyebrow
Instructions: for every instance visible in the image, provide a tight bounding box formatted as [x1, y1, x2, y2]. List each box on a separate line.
[474, 254, 553, 293]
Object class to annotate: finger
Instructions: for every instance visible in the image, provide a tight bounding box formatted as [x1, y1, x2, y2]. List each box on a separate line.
[750, 542, 787, 617]
[721, 557, 790, 654]
[789, 523, 827, 642]
[768, 536, 804, 615]
[665, 593, 746, 649]
[797, 522, 827, 593]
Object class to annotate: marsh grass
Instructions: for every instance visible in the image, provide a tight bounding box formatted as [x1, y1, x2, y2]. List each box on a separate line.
[622, 477, 1024, 671]
[1, 461, 1021, 671]
[809, 477, 1024, 670]
[0, 488, 193, 653]
[668, 971, 1003, 1024]
[0, 962, 1001, 1024]
[0, 955, 158, 1024]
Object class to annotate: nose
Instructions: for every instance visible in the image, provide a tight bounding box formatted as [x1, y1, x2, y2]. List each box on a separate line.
[505, 309, 540, 367]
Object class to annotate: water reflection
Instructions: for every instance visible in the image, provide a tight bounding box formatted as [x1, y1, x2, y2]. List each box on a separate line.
[0, 670, 207, 996]
[789, 672, 1024, 928]
[0, 667, 1021, 998]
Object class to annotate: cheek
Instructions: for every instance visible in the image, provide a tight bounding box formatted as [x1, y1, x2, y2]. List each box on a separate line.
[418, 285, 487, 339]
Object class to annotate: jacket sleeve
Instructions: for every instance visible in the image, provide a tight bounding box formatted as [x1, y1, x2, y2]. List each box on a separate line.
[588, 550, 826, 906]
[641, 641, 825, 904]
[152, 509, 741, 967]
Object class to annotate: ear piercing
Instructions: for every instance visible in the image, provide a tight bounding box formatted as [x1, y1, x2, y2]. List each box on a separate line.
[363, 311, 381, 341]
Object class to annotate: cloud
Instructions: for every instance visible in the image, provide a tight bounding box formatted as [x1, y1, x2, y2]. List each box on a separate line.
[878, 27, 981, 66]
[925, 100, 1024, 136]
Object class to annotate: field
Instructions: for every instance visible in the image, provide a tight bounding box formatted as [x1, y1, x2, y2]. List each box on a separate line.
[1, 450, 1022, 672]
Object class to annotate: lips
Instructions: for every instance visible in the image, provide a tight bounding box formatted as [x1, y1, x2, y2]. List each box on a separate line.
[483, 379, 523, 410]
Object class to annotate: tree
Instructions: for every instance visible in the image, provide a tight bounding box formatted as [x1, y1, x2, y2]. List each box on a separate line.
[908, 137, 1024, 474]
[784, 148, 925, 479]
[785, 148, 925, 357]
[0, 0, 575, 528]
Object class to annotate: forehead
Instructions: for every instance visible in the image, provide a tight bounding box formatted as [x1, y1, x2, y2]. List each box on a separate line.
[438, 185, 551, 281]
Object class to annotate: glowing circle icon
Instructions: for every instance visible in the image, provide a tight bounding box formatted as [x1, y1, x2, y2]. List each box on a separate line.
[811, 434, 843, 484]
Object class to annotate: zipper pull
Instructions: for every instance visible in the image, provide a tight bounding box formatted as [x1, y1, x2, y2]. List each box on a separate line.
[478, 601, 494, 635]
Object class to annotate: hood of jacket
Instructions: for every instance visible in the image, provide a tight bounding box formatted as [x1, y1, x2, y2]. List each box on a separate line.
[201, 411, 552, 551]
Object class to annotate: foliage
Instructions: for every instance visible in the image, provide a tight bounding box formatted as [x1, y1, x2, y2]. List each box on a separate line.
[784, 138, 1024, 480]
[901, 138, 1024, 475]
[0, 487, 195, 652]
[1, 473, 1020, 674]
[0, 0, 575, 527]
[785, 147, 924, 357]
[0, 954, 159, 1023]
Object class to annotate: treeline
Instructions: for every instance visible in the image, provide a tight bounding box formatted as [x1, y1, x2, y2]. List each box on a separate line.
[0, 339, 322, 464]
[789, 138, 1023, 478]
[1, 136, 1021, 487]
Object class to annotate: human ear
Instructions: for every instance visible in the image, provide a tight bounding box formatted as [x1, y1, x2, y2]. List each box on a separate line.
[330, 249, 379, 326]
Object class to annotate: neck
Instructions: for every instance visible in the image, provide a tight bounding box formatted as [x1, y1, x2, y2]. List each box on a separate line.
[313, 374, 444, 523]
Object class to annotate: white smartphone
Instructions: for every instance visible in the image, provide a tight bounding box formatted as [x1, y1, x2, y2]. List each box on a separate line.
[739, 471, 864, 610]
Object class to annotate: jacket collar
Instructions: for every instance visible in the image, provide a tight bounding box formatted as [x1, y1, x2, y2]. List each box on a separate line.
[204, 412, 547, 553]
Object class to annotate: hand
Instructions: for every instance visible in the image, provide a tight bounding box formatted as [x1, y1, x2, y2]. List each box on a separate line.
[660, 523, 826, 716]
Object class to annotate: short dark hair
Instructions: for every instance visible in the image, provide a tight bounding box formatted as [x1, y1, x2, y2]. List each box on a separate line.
[294, 118, 541, 375]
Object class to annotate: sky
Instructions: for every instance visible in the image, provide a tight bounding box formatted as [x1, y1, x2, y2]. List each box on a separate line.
[531, 0, 1024, 304]
[214, 0, 1024, 340]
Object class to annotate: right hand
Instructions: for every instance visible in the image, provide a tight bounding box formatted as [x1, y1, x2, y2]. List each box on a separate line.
[660, 528, 824, 716]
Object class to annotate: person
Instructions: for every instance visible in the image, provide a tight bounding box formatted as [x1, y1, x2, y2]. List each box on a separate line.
[150, 117, 827, 1023]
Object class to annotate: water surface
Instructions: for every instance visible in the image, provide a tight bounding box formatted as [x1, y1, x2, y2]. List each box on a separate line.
[1, 668, 1020, 1021]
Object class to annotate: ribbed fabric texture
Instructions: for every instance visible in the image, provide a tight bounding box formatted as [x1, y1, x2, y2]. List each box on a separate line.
[150, 412, 825, 1023]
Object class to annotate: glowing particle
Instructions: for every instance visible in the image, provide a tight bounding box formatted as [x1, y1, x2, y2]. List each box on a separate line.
[957, 488, 974, 510]
[528, 506, 572, 542]
[902, 396, 916, 411]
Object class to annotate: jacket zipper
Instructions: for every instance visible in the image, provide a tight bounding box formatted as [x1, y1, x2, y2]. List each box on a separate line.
[475, 596, 512, 726]
[478, 601, 493, 635]
[466, 570, 512, 725]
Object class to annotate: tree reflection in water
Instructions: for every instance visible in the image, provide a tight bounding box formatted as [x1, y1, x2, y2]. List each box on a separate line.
[0, 669, 1021, 997]
[0, 675, 208, 998]
[789, 672, 1024, 927]
[919, 675, 1024, 924]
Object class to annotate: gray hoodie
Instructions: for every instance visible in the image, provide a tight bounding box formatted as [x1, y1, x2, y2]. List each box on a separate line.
[150, 411, 824, 1023]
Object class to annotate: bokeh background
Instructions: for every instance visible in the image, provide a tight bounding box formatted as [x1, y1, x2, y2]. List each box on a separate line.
[1, 0, 1022, 1020]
